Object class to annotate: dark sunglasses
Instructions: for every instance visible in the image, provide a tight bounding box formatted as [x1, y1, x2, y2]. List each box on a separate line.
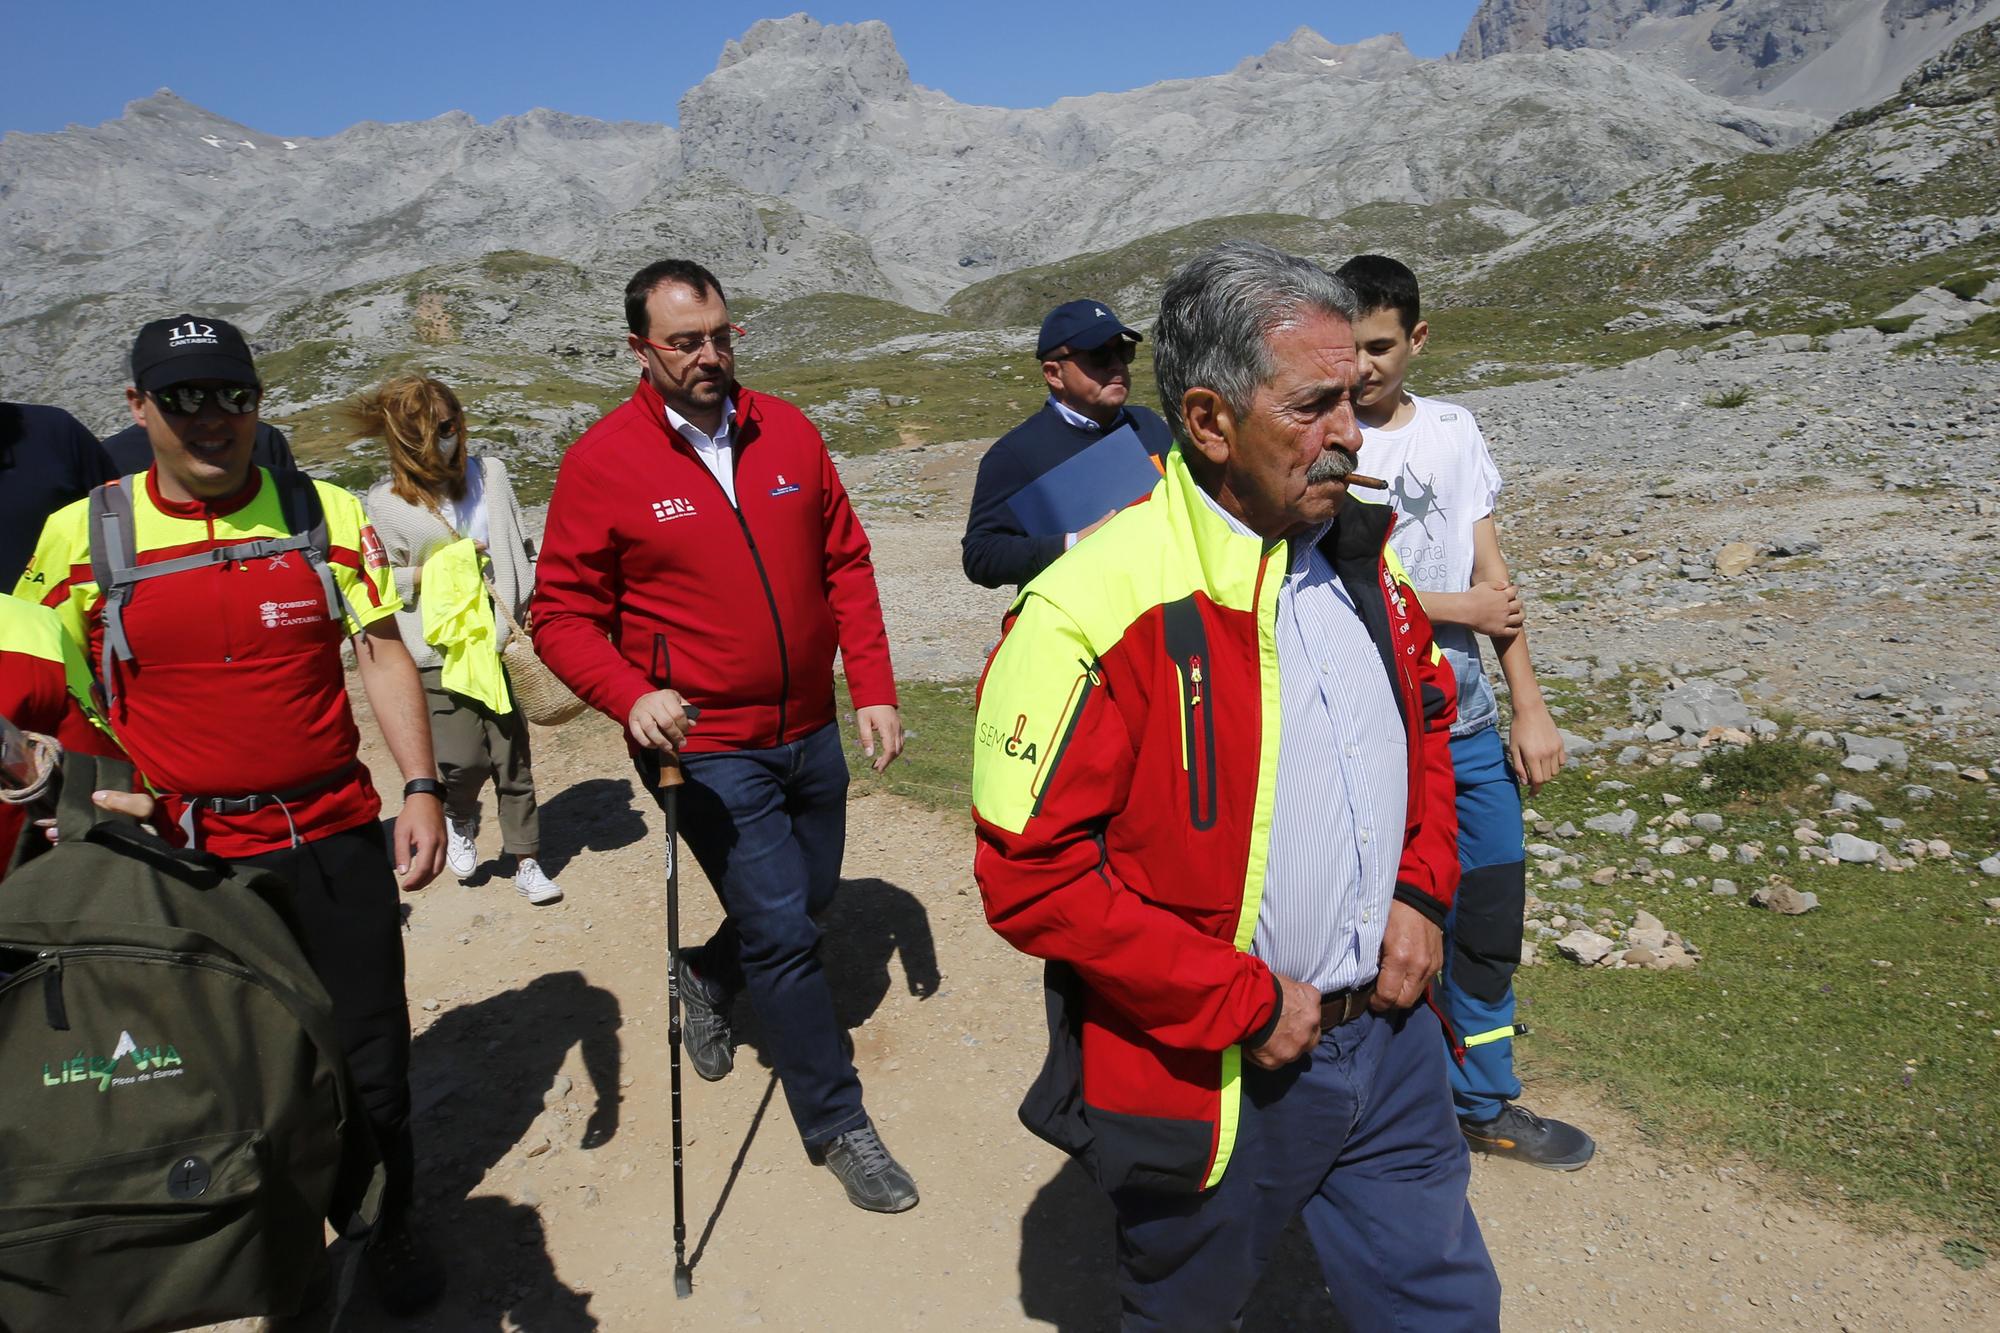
[150, 383, 262, 416]
[1055, 341, 1137, 370]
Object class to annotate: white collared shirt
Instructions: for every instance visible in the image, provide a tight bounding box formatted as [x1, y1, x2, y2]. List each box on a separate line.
[665, 398, 738, 505]
[1193, 487, 1409, 993]
[1048, 395, 1104, 433]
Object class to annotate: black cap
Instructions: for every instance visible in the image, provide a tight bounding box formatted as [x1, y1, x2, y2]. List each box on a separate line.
[130, 315, 259, 392]
[1036, 299, 1141, 359]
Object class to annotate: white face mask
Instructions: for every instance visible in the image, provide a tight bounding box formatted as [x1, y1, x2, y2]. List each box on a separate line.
[435, 433, 461, 462]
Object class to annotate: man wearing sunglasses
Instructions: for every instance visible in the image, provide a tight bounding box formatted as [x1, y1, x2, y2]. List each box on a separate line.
[533, 259, 917, 1215]
[12, 313, 448, 1316]
[961, 299, 1173, 590]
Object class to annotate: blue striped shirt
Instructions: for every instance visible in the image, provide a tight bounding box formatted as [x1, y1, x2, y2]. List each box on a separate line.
[1197, 492, 1408, 993]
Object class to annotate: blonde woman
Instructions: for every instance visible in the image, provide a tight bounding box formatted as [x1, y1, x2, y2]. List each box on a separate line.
[349, 375, 560, 903]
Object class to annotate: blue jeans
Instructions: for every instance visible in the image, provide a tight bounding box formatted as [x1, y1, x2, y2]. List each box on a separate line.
[1442, 726, 1528, 1121]
[1111, 1004, 1500, 1332]
[639, 722, 866, 1147]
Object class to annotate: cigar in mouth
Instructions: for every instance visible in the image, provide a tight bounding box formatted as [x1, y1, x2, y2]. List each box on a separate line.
[1344, 472, 1387, 490]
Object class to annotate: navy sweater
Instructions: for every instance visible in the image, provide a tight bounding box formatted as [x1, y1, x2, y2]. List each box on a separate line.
[0, 403, 111, 590]
[961, 400, 1173, 589]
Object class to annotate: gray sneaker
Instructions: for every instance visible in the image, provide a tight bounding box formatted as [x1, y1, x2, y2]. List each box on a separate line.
[675, 957, 733, 1082]
[814, 1125, 919, 1214]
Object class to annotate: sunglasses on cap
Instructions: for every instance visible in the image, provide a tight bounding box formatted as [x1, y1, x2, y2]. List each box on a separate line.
[150, 383, 262, 416]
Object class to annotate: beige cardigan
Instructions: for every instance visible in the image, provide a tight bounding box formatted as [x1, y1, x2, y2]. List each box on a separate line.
[363, 453, 535, 670]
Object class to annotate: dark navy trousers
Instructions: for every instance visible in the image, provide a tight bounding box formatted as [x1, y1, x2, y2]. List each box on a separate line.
[1111, 1003, 1500, 1332]
[640, 722, 867, 1148]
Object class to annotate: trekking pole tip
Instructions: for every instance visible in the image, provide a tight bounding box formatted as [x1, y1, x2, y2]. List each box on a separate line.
[674, 1263, 694, 1299]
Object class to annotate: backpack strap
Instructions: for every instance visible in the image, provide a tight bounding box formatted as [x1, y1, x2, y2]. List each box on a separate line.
[52, 750, 140, 845]
[85, 476, 327, 713]
[87, 481, 141, 715]
[271, 470, 363, 639]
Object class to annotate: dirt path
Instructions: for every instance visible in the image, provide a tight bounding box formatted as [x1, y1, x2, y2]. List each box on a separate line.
[251, 386, 2000, 1329]
[249, 709, 1995, 1333]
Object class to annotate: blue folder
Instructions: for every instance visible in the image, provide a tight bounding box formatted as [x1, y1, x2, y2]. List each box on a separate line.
[1005, 425, 1164, 536]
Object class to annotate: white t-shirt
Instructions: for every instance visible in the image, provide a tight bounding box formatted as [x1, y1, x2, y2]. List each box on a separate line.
[442, 455, 490, 547]
[1356, 394, 1502, 737]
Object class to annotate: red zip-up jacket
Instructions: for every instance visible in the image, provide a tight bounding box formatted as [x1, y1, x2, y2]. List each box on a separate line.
[971, 452, 1461, 1194]
[531, 378, 897, 753]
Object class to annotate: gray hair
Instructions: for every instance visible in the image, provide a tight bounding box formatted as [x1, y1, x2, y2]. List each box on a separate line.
[1152, 241, 1358, 447]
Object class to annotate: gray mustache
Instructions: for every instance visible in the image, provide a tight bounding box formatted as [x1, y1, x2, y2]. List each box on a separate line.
[1305, 449, 1357, 483]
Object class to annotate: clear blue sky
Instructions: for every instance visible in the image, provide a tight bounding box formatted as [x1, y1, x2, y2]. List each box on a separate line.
[3, 2, 1483, 138]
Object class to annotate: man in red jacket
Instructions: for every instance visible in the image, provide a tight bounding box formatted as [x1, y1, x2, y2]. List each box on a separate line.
[532, 259, 916, 1213]
[973, 243, 1499, 1330]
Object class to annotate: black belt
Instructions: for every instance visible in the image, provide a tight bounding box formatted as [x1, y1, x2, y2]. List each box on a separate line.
[176, 760, 362, 848]
[1319, 987, 1372, 1031]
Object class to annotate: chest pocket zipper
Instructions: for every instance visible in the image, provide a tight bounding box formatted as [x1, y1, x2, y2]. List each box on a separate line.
[1161, 598, 1217, 832]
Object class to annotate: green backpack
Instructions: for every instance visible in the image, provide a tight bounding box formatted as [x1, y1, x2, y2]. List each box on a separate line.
[0, 754, 381, 1331]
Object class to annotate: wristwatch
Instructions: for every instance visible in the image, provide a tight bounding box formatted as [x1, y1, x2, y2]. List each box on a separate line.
[403, 778, 445, 800]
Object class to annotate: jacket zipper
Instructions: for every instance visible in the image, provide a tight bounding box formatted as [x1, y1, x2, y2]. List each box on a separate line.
[1030, 660, 1100, 818]
[3, 946, 261, 1034]
[680, 430, 792, 746]
[1183, 653, 1217, 830]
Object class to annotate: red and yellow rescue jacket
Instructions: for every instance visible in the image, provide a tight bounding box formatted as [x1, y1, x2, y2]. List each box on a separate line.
[972, 447, 1461, 1194]
[0, 597, 108, 877]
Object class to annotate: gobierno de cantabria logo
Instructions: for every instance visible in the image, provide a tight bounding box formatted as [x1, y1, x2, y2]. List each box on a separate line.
[42, 1029, 186, 1093]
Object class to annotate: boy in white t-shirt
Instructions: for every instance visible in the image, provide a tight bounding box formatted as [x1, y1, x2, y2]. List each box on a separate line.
[1336, 254, 1594, 1171]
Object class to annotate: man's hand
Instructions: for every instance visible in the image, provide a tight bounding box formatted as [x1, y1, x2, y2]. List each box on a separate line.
[394, 792, 446, 891]
[628, 689, 694, 752]
[1076, 509, 1119, 543]
[856, 704, 904, 773]
[1463, 581, 1524, 637]
[1508, 705, 1568, 794]
[40, 788, 159, 843]
[1246, 973, 1321, 1070]
[1371, 900, 1444, 1012]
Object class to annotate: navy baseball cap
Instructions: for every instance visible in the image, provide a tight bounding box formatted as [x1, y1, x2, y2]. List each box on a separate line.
[1036, 299, 1141, 359]
[130, 315, 260, 392]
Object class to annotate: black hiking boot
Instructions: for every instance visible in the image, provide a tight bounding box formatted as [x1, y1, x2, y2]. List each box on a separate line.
[811, 1125, 919, 1214]
[1461, 1102, 1596, 1171]
[676, 957, 734, 1082]
[365, 1214, 444, 1316]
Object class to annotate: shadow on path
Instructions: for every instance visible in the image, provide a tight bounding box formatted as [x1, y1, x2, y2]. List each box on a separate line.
[730, 875, 940, 1061]
[326, 969, 623, 1331]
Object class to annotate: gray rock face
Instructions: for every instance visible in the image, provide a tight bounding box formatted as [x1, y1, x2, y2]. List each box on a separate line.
[0, 14, 1818, 360]
[1455, 0, 1997, 114]
[1841, 733, 1911, 769]
[1828, 832, 1884, 862]
[1660, 679, 1756, 734]
[1557, 929, 1619, 965]
[669, 19, 1816, 304]
[1751, 883, 1822, 913]
[1586, 809, 1641, 836]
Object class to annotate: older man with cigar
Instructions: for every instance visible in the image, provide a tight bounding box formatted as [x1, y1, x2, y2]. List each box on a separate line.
[972, 242, 1499, 1331]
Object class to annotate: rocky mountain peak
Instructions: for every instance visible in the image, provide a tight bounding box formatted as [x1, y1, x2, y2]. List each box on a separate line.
[1454, 0, 1997, 111]
[714, 13, 913, 99]
[1234, 28, 1420, 79]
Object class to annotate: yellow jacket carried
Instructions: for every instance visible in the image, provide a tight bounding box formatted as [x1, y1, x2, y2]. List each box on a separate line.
[419, 539, 510, 714]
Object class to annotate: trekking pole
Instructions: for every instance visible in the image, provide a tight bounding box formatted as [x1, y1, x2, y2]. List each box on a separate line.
[661, 745, 694, 1300]
[650, 632, 697, 1298]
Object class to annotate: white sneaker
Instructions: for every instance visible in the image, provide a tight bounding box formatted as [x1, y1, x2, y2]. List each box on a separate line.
[514, 858, 562, 905]
[445, 818, 478, 881]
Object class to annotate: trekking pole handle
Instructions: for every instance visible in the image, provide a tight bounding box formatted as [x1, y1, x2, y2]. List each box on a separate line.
[655, 703, 700, 789]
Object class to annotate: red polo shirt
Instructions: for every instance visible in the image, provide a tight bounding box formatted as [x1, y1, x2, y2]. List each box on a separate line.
[15, 466, 401, 857]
